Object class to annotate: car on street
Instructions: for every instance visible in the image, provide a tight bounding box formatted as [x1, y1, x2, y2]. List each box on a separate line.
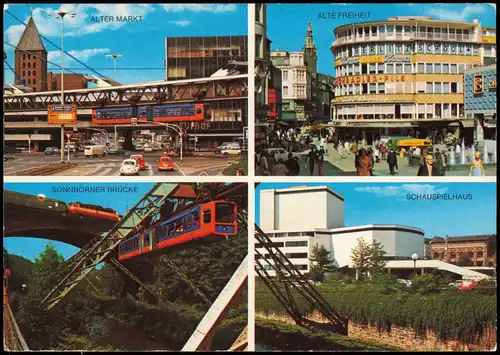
[449, 280, 480, 291]
[44, 147, 61, 155]
[215, 142, 241, 154]
[84, 145, 107, 158]
[130, 154, 146, 170]
[144, 143, 153, 152]
[260, 148, 289, 163]
[120, 159, 140, 176]
[157, 156, 175, 171]
[220, 146, 241, 155]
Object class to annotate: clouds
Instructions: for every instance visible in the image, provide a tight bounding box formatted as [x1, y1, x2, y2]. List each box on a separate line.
[160, 4, 236, 13]
[354, 184, 448, 198]
[47, 48, 111, 66]
[169, 20, 192, 27]
[426, 3, 490, 22]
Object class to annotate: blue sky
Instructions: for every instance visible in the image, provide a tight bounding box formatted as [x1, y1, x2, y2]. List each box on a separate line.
[255, 183, 496, 238]
[3, 4, 247, 85]
[267, 3, 497, 75]
[4, 182, 154, 261]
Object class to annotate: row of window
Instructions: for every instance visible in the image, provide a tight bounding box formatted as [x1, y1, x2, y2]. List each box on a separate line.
[334, 41, 480, 59]
[433, 251, 484, 259]
[22, 70, 37, 77]
[21, 78, 37, 86]
[22, 62, 37, 69]
[334, 103, 464, 120]
[258, 252, 309, 259]
[283, 85, 307, 98]
[335, 82, 462, 96]
[255, 240, 309, 248]
[336, 25, 472, 40]
[282, 69, 306, 82]
[336, 62, 474, 77]
[267, 232, 315, 238]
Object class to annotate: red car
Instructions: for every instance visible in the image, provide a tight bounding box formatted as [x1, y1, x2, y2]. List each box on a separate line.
[130, 155, 146, 170]
[157, 156, 175, 171]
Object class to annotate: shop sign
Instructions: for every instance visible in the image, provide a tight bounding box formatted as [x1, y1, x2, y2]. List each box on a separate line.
[383, 54, 411, 63]
[268, 89, 277, 117]
[48, 104, 77, 124]
[488, 80, 496, 89]
[334, 74, 407, 86]
[332, 94, 413, 103]
[474, 74, 484, 94]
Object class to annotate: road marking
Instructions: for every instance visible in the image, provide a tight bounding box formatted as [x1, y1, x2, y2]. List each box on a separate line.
[147, 165, 154, 176]
[198, 171, 209, 176]
[173, 163, 186, 176]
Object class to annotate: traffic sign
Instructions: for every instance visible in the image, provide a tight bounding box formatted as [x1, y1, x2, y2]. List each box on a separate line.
[243, 127, 248, 145]
[48, 104, 77, 124]
[131, 118, 138, 126]
[179, 132, 184, 137]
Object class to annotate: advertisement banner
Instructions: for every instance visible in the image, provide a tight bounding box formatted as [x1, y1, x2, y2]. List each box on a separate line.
[268, 89, 277, 118]
[48, 104, 77, 124]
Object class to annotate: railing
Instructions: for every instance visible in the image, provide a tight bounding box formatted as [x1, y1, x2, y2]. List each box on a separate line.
[332, 32, 476, 46]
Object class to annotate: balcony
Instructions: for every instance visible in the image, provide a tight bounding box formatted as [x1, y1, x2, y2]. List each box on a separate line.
[332, 32, 476, 47]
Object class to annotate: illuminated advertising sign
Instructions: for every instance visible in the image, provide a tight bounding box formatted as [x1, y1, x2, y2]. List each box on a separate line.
[48, 104, 77, 124]
[268, 89, 277, 119]
[474, 74, 484, 94]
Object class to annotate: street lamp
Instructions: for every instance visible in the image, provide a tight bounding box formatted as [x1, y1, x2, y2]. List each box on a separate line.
[47, 10, 76, 162]
[411, 252, 419, 275]
[105, 54, 123, 81]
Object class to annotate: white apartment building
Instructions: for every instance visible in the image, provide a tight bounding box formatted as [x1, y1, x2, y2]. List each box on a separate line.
[257, 185, 424, 275]
[271, 50, 309, 101]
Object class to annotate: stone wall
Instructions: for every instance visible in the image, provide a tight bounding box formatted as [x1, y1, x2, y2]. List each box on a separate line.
[257, 311, 496, 351]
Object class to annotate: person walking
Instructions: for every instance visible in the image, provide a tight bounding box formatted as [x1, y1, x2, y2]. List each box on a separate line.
[258, 151, 270, 176]
[469, 152, 485, 176]
[367, 148, 374, 176]
[305, 147, 317, 176]
[317, 146, 326, 176]
[357, 149, 372, 176]
[387, 149, 398, 175]
[285, 153, 300, 176]
[417, 155, 440, 176]
[272, 158, 289, 176]
[433, 148, 446, 176]
[374, 145, 380, 163]
[455, 143, 461, 159]
[408, 147, 414, 167]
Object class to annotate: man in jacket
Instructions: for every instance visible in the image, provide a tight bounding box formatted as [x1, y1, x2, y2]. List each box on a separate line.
[417, 155, 440, 176]
[284, 153, 300, 176]
[387, 149, 398, 175]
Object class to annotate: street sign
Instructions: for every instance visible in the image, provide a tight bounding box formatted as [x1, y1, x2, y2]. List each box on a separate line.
[48, 104, 77, 124]
[243, 127, 248, 145]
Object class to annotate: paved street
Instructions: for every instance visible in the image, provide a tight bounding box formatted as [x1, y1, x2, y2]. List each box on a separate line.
[4, 152, 240, 176]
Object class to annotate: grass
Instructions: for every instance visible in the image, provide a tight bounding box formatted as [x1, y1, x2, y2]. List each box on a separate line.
[221, 157, 248, 176]
[256, 316, 402, 351]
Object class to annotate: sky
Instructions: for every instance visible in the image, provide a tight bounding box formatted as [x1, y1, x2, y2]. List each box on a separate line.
[4, 182, 154, 261]
[3, 4, 247, 85]
[267, 3, 497, 75]
[255, 182, 496, 238]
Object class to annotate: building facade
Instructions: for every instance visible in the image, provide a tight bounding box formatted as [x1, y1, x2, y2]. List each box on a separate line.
[330, 16, 497, 144]
[426, 235, 496, 266]
[165, 36, 248, 80]
[464, 64, 497, 143]
[257, 186, 424, 275]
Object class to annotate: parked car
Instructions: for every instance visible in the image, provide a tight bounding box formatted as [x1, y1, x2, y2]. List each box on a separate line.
[130, 154, 146, 170]
[260, 148, 289, 163]
[220, 146, 241, 155]
[215, 142, 241, 154]
[157, 156, 175, 171]
[44, 147, 61, 155]
[84, 145, 107, 158]
[144, 143, 153, 152]
[120, 159, 140, 176]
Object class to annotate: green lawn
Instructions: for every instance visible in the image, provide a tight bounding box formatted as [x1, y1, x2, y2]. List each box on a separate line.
[221, 158, 247, 176]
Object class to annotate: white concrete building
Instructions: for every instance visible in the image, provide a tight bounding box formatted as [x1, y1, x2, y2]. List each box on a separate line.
[271, 50, 309, 101]
[257, 186, 424, 275]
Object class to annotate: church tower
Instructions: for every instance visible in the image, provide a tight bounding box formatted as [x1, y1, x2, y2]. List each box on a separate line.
[14, 16, 48, 92]
[302, 21, 317, 74]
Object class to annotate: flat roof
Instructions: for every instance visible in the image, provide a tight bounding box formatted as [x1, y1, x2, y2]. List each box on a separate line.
[316, 224, 424, 236]
[269, 185, 345, 202]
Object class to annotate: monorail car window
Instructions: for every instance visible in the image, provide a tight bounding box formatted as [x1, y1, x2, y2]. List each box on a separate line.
[203, 209, 212, 224]
[193, 211, 200, 226]
[144, 233, 149, 246]
[175, 220, 183, 233]
[215, 203, 235, 223]
[187, 215, 192, 229]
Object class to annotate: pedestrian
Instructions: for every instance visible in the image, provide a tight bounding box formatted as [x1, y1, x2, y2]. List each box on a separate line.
[417, 155, 440, 176]
[469, 152, 485, 176]
[408, 148, 414, 167]
[355, 149, 361, 175]
[338, 143, 345, 159]
[367, 148, 374, 176]
[344, 140, 350, 154]
[258, 151, 270, 176]
[433, 148, 446, 176]
[374, 145, 380, 163]
[455, 143, 461, 159]
[305, 147, 317, 176]
[380, 144, 387, 161]
[387, 149, 398, 175]
[272, 158, 289, 176]
[317, 146, 326, 176]
[357, 149, 372, 176]
[285, 153, 300, 176]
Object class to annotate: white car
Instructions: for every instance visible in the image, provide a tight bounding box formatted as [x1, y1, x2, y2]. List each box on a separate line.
[261, 148, 289, 163]
[220, 146, 241, 155]
[144, 144, 153, 152]
[120, 159, 140, 176]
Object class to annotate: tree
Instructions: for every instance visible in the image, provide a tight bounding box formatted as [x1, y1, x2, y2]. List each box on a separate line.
[368, 240, 387, 276]
[350, 238, 372, 280]
[308, 245, 335, 282]
[350, 238, 387, 280]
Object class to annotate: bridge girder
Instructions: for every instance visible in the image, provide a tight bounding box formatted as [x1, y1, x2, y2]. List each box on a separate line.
[4, 76, 248, 111]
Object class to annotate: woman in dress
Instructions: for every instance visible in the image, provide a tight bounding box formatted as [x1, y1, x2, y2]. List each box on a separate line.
[469, 152, 485, 176]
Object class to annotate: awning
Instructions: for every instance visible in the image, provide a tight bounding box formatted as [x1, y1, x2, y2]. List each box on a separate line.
[459, 120, 475, 128]
[192, 133, 243, 137]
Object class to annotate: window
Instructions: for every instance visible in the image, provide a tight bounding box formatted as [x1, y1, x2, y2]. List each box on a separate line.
[22, 62, 26, 68]
[369, 63, 376, 74]
[28, 79, 31, 84]
[33, 71, 36, 77]
[33, 79, 36, 85]
[283, 70, 288, 81]
[426, 63, 433, 73]
[458, 64, 465, 73]
[418, 63, 425, 73]
[434, 63, 441, 74]
[28, 62, 31, 68]
[295, 265, 308, 271]
[371, 26, 377, 35]
[386, 64, 394, 74]
[386, 43, 394, 54]
[23, 54, 25, 60]
[378, 83, 385, 94]
[28, 71, 31, 77]
[286, 253, 309, 259]
[451, 64, 457, 74]
[395, 44, 402, 54]
[285, 241, 308, 247]
[396, 64, 403, 74]
[426, 82, 433, 94]
[203, 209, 211, 224]
[370, 83, 377, 94]
[404, 64, 412, 74]
[443, 82, 450, 94]
[33, 62, 36, 68]
[451, 82, 458, 93]
[443, 64, 449, 74]
[435, 83, 442, 93]
[387, 25, 394, 34]
[283, 86, 288, 96]
[22, 70, 25, 76]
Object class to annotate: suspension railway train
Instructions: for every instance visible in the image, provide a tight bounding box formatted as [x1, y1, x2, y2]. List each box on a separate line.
[118, 200, 238, 261]
[92, 103, 211, 125]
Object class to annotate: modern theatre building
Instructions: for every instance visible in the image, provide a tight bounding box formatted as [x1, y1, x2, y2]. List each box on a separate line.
[330, 16, 496, 144]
